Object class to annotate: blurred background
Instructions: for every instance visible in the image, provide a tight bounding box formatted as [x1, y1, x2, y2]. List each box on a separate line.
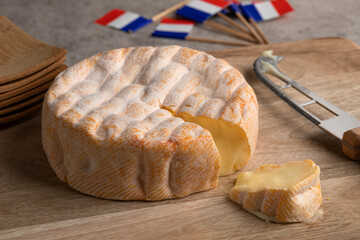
[2, 0, 360, 65]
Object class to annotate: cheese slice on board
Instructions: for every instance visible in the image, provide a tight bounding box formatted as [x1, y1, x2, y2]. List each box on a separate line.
[42, 46, 258, 201]
[229, 159, 322, 223]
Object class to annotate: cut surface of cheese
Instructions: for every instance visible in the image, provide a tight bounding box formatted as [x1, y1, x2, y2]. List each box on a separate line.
[229, 159, 322, 223]
[42, 46, 258, 201]
[178, 114, 250, 176]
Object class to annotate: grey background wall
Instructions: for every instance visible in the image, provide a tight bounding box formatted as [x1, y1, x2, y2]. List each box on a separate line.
[2, 0, 359, 65]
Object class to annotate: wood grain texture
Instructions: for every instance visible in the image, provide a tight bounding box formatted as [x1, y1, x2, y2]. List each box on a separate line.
[0, 16, 66, 83]
[0, 65, 67, 106]
[342, 127, 360, 160]
[0, 38, 360, 239]
[0, 101, 43, 125]
[1, 175, 358, 240]
[0, 56, 66, 94]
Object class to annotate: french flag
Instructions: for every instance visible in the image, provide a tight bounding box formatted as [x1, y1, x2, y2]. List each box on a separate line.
[227, 0, 242, 13]
[240, 0, 293, 22]
[177, 0, 230, 23]
[95, 9, 152, 32]
[152, 18, 194, 39]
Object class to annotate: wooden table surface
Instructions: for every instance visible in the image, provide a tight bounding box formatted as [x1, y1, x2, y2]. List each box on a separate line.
[1, 38, 360, 239]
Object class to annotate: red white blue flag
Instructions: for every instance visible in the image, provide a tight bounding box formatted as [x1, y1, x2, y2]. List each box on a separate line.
[152, 18, 195, 39]
[177, 0, 230, 23]
[95, 9, 152, 32]
[226, 0, 242, 13]
[240, 0, 293, 22]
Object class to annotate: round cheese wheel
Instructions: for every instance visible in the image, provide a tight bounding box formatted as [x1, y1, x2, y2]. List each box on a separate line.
[42, 46, 258, 200]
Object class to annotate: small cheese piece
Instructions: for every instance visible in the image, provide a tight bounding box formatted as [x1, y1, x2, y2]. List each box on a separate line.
[42, 46, 258, 201]
[229, 159, 322, 223]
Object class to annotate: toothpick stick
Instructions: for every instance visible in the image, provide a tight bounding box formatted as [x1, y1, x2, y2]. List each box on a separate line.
[216, 12, 249, 34]
[248, 17, 269, 44]
[203, 20, 257, 43]
[234, 12, 264, 44]
[152, 0, 191, 22]
[186, 36, 252, 46]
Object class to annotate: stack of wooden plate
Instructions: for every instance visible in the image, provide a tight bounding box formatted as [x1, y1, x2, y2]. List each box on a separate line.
[0, 16, 67, 124]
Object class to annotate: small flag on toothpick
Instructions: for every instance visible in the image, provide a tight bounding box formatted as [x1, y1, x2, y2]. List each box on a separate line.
[177, 0, 257, 43]
[95, 9, 152, 32]
[95, 1, 191, 33]
[240, 0, 293, 22]
[152, 18, 194, 39]
[177, 0, 230, 23]
[227, 0, 242, 13]
[152, 18, 250, 46]
[222, 0, 267, 44]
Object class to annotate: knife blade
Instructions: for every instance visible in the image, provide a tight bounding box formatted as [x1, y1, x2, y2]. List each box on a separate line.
[253, 50, 360, 160]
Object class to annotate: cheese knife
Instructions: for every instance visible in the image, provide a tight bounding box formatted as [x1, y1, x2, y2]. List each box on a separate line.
[253, 50, 360, 160]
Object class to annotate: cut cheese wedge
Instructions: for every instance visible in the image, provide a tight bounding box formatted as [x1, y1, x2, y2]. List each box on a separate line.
[161, 108, 253, 176]
[229, 159, 322, 223]
[42, 46, 258, 201]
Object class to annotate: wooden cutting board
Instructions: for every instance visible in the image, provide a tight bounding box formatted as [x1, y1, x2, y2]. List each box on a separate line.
[1, 38, 359, 239]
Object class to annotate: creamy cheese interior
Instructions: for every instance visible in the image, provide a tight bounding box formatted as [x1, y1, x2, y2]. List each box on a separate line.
[234, 160, 317, 191]
[178, 113, 250, 176]
[159, 105, 251, 176]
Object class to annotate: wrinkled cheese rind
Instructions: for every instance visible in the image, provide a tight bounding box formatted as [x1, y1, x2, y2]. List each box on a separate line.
[229, 160, 322, 223]
[42, 46, 258, 200]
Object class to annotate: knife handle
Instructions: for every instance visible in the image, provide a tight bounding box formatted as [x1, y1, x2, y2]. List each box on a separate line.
[342, 127, 360, 161]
